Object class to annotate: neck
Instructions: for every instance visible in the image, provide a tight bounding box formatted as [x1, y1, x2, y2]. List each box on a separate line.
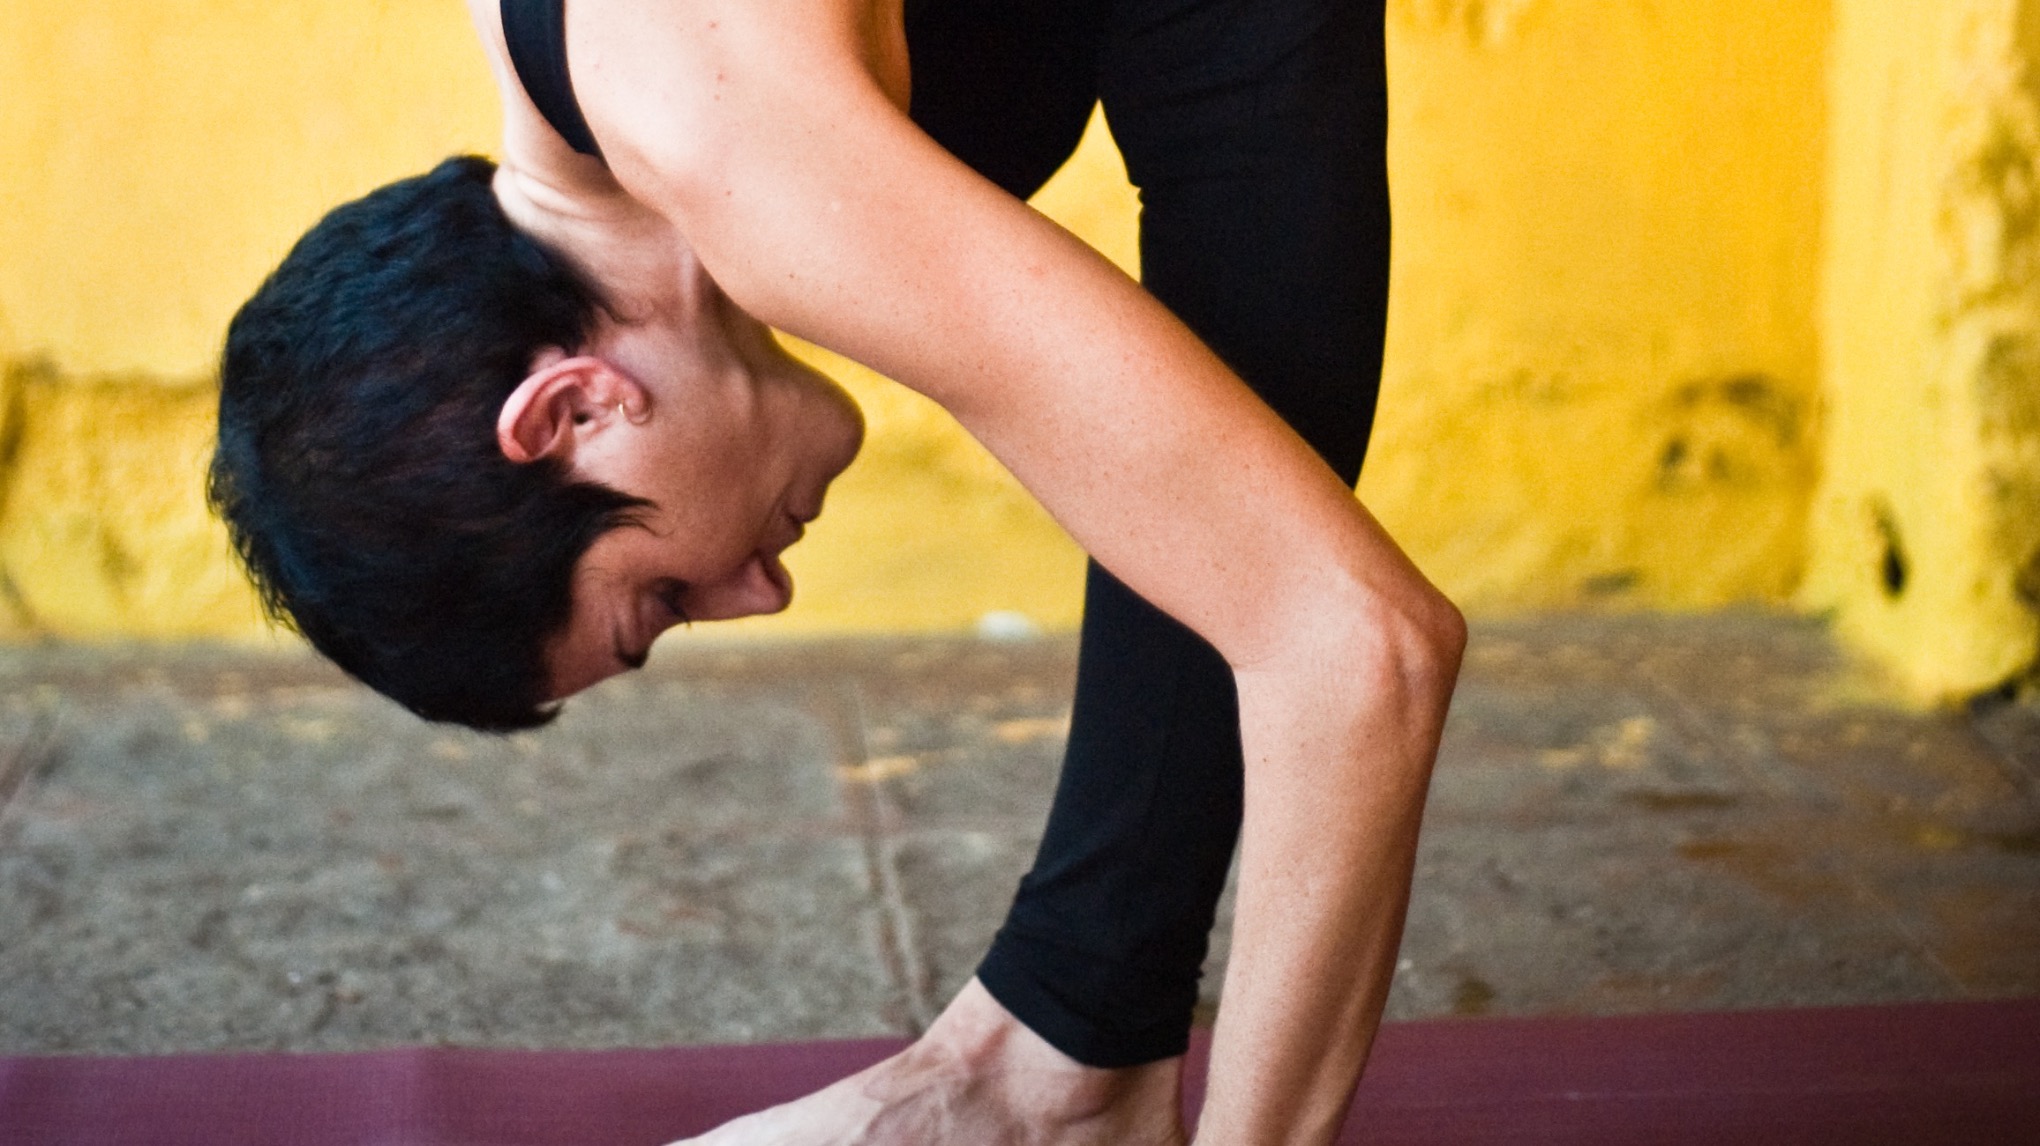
[492, 159, 711, 325]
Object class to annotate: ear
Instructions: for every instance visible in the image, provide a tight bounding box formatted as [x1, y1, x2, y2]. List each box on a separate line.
[496, 349, 647, 464]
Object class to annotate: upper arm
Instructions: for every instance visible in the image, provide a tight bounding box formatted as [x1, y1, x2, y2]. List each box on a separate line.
[570, 0, 1446, 670]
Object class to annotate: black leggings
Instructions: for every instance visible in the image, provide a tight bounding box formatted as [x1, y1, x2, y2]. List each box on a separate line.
[905, 0, 1390, 1067]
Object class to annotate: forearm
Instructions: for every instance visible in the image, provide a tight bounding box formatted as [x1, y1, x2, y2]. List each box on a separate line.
[571, 33, 1461, 1129]
[1197, 596, 1464, 1145]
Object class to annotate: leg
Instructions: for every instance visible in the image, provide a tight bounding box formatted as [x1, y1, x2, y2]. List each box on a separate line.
[670, 0, 1390, 1135]
[903, 0, 1101, 202]
[977, 0, 1390, 1067]
[904, 0, 1226, 1068]
[668, 5, 1187, 1141]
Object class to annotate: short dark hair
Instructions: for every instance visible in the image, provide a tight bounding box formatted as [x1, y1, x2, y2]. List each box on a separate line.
[210, 155, 647, 731]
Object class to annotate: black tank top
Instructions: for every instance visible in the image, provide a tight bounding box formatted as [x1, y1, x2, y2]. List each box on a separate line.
[502, 0, 605, 160]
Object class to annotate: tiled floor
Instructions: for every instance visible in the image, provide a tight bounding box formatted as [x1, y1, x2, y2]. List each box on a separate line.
[1, 612, 2034, 1054]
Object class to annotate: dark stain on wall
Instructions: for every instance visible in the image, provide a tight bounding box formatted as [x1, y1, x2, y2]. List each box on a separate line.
[2016, 544, 2040, 610]
[1874, 498, 1909, 599]
[1978, 333, 2040, 440]
[1655, 373, 1806, 493]
[1582, 569, 1642, 598]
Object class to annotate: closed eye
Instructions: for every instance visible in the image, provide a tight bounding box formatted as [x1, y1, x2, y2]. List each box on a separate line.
[613, 580, 690, 674]
[653, 577, 692, 626]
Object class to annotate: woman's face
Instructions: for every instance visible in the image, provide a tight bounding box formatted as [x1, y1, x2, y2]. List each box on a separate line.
[540, 303, 863, 699]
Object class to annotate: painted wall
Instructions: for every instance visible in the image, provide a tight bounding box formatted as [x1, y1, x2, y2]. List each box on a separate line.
[0, 0, 1107, 641]
[0, 0, 502, 639]
[1803, 0, 2040, 697]
[2, 0, 2034, 698]
[1368, 0, 1829, 611]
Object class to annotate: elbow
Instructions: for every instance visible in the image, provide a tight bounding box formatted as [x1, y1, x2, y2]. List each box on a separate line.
[1333, 582, 1467, 731]
[1245, 574, 1466, 705]
[1229, 575, 1464, 793]
[1415, 589, 1468, 691]
[1369, 582, 1465, 695]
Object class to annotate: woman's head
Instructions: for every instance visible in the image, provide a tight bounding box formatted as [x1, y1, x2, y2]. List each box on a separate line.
[495, 278, 865, 699]
[212, 155, 861, 731]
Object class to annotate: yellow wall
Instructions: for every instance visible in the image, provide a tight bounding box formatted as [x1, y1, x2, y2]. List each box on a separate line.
[1366, 0, 1830, 610]
[0, 0, 1109, 642]
[1803, 0, 2040, 697]
[0, 0, 501, 639]
[2, 0, 2036, 698]
[0, 361, 263, 638]
[0, 0, 499, 379]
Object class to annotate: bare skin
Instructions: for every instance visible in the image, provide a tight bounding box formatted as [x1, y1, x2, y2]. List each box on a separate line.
[467, 0, 1466, 1141]
[667, 981, 1187, 1146]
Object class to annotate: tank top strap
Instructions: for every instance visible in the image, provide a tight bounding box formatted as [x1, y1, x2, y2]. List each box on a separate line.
[501, 0, 606, 160]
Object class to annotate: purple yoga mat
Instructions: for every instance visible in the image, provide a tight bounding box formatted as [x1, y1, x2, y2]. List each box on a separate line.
[3, 1001, 2035, 1145]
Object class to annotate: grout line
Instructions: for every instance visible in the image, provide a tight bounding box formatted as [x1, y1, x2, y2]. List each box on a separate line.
[836, 678, 936, 1033]
[1966, 700, 2040, 813]
[0, 708, 57, 830]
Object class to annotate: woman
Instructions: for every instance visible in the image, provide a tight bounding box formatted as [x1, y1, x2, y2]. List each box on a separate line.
[213, 0, 1462, 1140]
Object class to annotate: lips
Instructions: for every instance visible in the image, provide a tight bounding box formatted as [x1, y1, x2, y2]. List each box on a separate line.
[757, 549, 793, 608]
[752, 512, 805, 612]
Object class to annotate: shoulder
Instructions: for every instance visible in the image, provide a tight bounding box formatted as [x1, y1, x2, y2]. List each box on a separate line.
[465, 0, 617, 196]
[467, 0, 907, 204]
[562, 0, 905, 177]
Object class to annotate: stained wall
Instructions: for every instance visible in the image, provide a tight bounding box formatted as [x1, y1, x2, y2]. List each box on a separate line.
[1803, 0, 2040, 697]
[1366, 0, 1830, 612]
[3, 0, 2034, 699]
